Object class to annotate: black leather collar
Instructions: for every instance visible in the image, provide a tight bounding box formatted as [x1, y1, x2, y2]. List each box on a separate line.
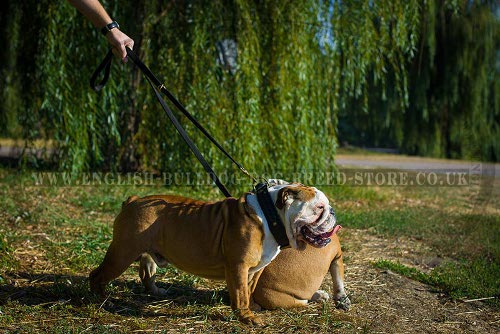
[254, 183, 290, 249]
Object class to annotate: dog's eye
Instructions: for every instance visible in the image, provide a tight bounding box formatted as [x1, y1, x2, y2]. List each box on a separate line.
[317, 205, 325, 210]
[330, 208, 336, 218]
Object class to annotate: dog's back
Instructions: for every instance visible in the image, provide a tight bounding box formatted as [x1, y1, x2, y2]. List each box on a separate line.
[122, 195, 139, 208]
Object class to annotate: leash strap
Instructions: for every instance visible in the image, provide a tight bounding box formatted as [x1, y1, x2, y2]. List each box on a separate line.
[90, 49, 113, 92]
[124, 47, 257, 184]
[147, 77, 231, 197]
[91, 48, 237, 197]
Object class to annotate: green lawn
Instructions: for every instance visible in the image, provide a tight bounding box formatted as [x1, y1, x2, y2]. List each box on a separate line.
[0, 166, 498, 332]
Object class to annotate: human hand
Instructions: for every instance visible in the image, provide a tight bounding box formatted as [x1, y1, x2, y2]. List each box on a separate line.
[106, 28, 134, 63]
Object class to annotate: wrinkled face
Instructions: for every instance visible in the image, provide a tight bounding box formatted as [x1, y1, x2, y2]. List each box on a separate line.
[269, 183, 340, 250]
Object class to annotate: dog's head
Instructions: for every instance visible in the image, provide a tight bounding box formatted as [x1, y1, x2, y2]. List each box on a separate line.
[268, 181, 340, 250]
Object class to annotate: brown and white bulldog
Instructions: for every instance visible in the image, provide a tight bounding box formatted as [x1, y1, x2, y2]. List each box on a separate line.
[89, 182, 339, 325]
[251, 180, 350, 311]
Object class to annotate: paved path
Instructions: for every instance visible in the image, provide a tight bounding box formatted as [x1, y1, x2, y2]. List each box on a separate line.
[1, 144, 498, 178]
[336, 154, 498, 178]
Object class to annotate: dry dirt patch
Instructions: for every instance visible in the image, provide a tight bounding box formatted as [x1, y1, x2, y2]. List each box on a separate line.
[331, 229, 499, 333]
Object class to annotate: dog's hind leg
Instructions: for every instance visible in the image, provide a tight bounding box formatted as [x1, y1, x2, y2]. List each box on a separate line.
[139, 253, 168, 295]
[252, 287, 309, 310]
[89, 241, 140, 296]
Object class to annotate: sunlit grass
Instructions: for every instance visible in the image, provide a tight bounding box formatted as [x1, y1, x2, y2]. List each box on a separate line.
[0, 165, 497, 332]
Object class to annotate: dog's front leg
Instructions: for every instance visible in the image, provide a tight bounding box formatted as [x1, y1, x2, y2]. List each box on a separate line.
[247, 269, 264, 295]
[330, 253, 351, 310]
[226, 265, 264, 326]
[248, 269, 265, 312]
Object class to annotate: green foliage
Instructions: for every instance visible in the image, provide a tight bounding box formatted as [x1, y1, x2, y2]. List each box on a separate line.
[2, 0, 497, 180]
[38, 1, 128, 172]
[136, 0, 337, 184]
[1, 0, 339, 182]
[0, 2, 22, 137]
[338, 0, 500, 161]
[399, 0, 500, 161]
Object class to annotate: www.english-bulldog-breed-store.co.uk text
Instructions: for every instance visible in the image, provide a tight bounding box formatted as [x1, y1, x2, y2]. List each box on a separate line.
[89, 181, 342, 325]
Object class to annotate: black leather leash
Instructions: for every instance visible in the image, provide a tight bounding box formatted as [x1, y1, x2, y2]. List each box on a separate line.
[90, 48, 290, 247]
[90, 47, 260, 198]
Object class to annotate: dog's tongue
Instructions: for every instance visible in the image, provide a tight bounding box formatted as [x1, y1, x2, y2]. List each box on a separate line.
[320, 225, 342, 238]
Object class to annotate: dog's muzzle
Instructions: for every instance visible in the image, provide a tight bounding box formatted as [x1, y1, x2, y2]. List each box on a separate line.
[300, 207, 341, 248]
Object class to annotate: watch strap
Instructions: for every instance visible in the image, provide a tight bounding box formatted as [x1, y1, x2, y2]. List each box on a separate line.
[101, 21, 120, 36]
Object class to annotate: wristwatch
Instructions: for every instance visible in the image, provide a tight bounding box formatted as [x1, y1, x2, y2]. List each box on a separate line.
[101, 21, 120, 36]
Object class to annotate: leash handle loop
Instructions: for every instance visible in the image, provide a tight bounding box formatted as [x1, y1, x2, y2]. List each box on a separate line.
[90, 49, 113, 92]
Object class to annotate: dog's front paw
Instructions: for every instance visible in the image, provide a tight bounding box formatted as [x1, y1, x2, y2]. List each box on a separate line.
[249, 299, 263, 312]
[335, 295, 351, 311]
[311, 290, 330, 303]
[89, 272, 107, 297]
[148, 286, 168, 296]
[236, 309, 265, 327]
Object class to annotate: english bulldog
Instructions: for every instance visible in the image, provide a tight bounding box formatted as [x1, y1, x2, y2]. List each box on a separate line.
[251, 180, 350, 311]
[89, 181, 339, 325]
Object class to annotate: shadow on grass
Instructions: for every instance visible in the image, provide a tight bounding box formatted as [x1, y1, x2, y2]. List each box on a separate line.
[0, 272, 230, 320]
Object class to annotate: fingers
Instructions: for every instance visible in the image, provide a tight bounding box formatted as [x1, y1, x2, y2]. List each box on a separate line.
[107, 29, 135, 63]
[119, 36, 134, 63]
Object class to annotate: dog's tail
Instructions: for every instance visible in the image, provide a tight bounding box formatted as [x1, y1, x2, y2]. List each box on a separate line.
[122, 195, 139, 208]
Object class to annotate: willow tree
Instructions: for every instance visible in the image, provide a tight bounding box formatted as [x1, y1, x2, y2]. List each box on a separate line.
[2, 0, 338, 183]
[403, 0, 499, 161]
[336, 0, 499, 161]
[0, 1, 47, 142]
[136, 0, 338, 180]
[1, 0, 448, 186]
[331, 0, 422, 148]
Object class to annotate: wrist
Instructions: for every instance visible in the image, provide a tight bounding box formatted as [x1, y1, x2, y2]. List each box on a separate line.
[101, 21, 120, 36]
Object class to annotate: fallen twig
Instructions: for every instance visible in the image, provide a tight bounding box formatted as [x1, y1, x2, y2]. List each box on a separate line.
[463, 297, 496, 303]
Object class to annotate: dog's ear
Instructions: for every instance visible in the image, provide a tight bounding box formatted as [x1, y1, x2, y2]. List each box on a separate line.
[276, 186, 316, 209]
[268, 179, 290, 187]
[275, 187, 300, 209]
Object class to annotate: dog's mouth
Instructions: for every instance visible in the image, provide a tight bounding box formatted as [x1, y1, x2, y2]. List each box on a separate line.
[300, 224, 341, 248]
[300, 207, 341, 248]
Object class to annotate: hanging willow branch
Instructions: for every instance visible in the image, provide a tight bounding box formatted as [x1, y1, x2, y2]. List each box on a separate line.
[2, 0, 496, 181]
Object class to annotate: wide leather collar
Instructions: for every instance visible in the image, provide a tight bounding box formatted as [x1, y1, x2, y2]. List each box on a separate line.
[254, 183, 290, 249]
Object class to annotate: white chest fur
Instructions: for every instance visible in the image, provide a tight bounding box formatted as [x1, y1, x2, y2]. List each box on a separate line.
[246, 194, 282, 275]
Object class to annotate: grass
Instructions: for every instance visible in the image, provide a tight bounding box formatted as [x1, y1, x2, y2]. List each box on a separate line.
[337, 207, 499, 259]
[373, 259, 500, 306]
[373, 259, 441, 286]
[329, 182, 499, 307]
[0, 165, 498, 332]
[0, 168, 360, 332]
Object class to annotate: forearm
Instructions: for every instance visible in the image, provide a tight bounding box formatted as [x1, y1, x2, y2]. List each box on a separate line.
[68, 0, 135, 61]
[67, 0, 113, 28]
